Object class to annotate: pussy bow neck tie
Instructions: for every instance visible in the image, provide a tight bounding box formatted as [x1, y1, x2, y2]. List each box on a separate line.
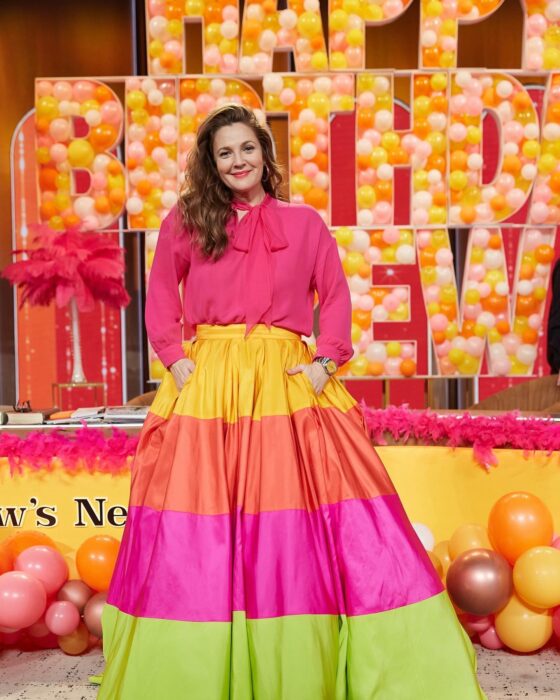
[230, 194, 288, 336]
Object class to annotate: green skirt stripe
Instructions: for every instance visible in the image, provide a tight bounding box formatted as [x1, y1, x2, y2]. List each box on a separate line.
[98, 592, 486, 699]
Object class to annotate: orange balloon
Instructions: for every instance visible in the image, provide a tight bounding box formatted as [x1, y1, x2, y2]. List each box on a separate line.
[495, 319, 510, 335]
[353, 309, 372, 330]
[400, 359, 417, 377]
[534, 244, 554, 264]
[0, 543, 14, 574]
[76, 536, 120, 592]
[7, 531, 58, 559]
[368, 361, 385, 376]
[488, 492, 554, 565]
[522, 328, 538, 345]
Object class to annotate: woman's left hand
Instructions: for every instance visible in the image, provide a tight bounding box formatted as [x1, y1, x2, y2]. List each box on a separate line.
[286, 362, 330, 395]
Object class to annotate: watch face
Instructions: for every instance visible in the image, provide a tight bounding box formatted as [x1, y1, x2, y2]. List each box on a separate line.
[326, 360, 337, 375]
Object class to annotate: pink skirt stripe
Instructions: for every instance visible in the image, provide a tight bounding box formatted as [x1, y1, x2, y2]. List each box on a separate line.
[107, 495, 443, 622]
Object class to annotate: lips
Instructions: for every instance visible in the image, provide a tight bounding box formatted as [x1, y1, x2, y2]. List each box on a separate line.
[231, 170, 252, 179]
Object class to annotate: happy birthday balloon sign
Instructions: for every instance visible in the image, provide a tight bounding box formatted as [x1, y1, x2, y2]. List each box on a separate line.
[28, 0, 560, 379]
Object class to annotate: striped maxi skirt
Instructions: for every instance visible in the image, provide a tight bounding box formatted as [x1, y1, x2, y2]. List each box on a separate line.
[98, 323, 486, 699]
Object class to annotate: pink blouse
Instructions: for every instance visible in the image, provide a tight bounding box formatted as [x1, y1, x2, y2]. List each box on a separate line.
[145, 194, 353, 369]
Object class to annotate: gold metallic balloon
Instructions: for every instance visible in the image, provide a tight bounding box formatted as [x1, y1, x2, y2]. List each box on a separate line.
[83, 592, 107, 639]
[57, 580, 94, 614]
[433, 540, 452, 577]
[446, 548, 513, 616]
[58, 620, 90, 655]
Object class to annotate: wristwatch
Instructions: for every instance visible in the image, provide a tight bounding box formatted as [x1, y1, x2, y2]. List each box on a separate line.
[313, 356, 338, 376]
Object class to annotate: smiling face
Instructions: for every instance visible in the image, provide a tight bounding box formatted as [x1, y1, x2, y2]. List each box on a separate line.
[212, 122, 266, 201]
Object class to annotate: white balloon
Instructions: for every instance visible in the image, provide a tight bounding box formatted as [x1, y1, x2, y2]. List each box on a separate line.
[349, 229, 371, 253]
[262, 73, 283, 95]
[395, 244, 415, 264]
[126, 196, 144, 215]
[412, 523, 435, 551]
[73, 196, 95, 219]
[372, 306, 389, 322]
[365, 342, 387, 363]
[516, 343, 537, 365]
[517, 280, 533, 296]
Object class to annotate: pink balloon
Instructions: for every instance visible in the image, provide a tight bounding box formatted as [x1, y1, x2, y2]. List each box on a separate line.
[531, 201, 549, 224]
[204, 46, 221, 67]
[492, 357, 511, 376]
[159, 126, 177, 145]
[14, 546, 68, 596]
[450, 94, 467, 115]
[127, 140, 146, 161]
[382, 294, 399, 311]
[502, 333, 520, 355]
[333, 74, 354, 95]
[0, 571, 47, 630]
[195, 93, 216, 113]
[72, 80, 95, 103]
[468, 264, 486, 282]
[45, 601, 80, 636]
[461, 613, 492, 635]
[148, 0, 165, 15]
[374, 202, 393, 224]
[496, 173, 515, 194]
[552, 536, 560, 550]
[416, 231, 432, 249]
[466, 336, 485, 357]
[465, 96, 483, 117]
[382, 227, 400, 245]
[506, 188, 526, 210]
[27, 615, 50, 638]
[430, 313, 449, 332]
[91, 172, 107, 190]
[479, 624, 504, 650]
[100, 101, 122, 125]
[36, 80, 53, 97]
[50, 144, 68, 164]
[527, 13, 547, 36]
[435, 340, 451, 357]
[296, 79, 314, 97]
[533, 184, 552, 203]
[503, 120, 524, 143]
[385, 357, 402, 376]
[52, 81, 73, 101]
[425, 285, 441, 303]
[435, 248, 453, 266]
[553, 607, 560, 638]
[401, 343, 415, 359]
[449, 123, 467, 142]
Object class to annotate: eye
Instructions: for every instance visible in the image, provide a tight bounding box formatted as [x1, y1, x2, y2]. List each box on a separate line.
[243, 145, 255, 152]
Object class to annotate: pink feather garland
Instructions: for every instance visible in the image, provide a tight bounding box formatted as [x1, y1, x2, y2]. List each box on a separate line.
[1, 410, 559, 475]
[361, 404, 560, 470]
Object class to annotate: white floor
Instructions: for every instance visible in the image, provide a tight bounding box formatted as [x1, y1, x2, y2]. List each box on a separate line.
[0, 645, 558, 699]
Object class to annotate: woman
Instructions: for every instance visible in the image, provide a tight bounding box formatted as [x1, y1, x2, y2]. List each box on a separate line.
[98, 104, 486, 699]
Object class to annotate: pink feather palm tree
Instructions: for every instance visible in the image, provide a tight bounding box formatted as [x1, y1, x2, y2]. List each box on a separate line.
[2, 225, 130, 383]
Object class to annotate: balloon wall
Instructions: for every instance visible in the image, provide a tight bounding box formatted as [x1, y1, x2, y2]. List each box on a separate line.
[423, 491, 560, 653]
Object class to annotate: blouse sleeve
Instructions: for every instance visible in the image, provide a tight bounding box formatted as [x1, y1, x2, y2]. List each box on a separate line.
[311, 217, 353, 366]
[145, 207, 191, 369]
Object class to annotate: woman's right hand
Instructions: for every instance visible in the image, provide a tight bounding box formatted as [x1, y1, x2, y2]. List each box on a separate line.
[170, 357, 196, 392]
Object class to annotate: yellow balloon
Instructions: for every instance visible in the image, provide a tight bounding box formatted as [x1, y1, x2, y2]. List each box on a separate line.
[513, 547, 560, 609]
[433, 540, 452, 576]
[335, 227, 353, 247]
[67, 139, 95, 168]
[448, 523, 491, 560]
[350, 355, 369, 376]
[495, 593, 553, 653]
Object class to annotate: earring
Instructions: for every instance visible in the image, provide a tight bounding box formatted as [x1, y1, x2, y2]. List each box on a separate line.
[262, 165, 270, 182]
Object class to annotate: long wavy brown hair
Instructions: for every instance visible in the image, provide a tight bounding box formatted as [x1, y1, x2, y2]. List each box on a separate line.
[178, 104, 283, 259]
